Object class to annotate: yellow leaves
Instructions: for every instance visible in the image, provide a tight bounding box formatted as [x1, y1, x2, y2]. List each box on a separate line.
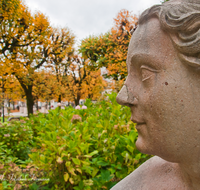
[69, 178, 74, 184]
[66, 165, 76, 176]
[56, 157, 63, 164]
[112, 9, 138, 34]
[0, 74, 23, 101]
[34, 12, 50, 34]
[64, 172, 69, 182]
[63, 56, 107, 102]
[76, 168, 82, 174]
[0, 0, 21, 20]
[83, 179, 93, 186]
[20, 4, 32, 27]
[79, 9, 137, 85]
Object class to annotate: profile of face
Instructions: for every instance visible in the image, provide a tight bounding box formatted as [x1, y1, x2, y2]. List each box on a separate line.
[116, 18, 200, 163]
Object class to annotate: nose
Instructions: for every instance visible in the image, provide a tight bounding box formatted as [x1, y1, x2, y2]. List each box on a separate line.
[116, 85, 135, 106]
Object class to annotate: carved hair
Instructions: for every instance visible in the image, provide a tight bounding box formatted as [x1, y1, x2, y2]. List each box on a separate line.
[138, 0, 200, 67]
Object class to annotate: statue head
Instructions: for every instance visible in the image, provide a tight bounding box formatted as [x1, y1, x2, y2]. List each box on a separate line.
[139, 0, 200, 67]
[116, 0, 200, 163]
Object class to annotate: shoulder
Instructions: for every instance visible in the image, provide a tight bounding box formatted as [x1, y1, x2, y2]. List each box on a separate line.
[111, 156, 183, 190]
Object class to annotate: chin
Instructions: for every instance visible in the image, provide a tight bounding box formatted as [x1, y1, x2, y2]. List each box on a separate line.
[135, 137, 153, 155]
[136, 137, 180, 163]
[135, 136, 160, 156]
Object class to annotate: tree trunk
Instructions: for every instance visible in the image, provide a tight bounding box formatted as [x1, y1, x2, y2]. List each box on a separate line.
[16, 77, 34, 117]
[36, 100, 39, 111]
[88, 94, 92, 99]
[74, 99, 79, 106]
[58, 95, 61, 103]
[74, 93, 80, 106]
[25, 86, 34, 117]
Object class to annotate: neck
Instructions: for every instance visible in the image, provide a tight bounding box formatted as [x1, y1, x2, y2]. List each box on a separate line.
[178, 158, 200, 189]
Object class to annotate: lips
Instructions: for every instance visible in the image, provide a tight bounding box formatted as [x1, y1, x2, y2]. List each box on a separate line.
[131, 118, 145, 125]
[131, 118, 146, 129]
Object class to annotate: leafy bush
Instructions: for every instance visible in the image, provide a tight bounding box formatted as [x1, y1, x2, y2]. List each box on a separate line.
[0, 119, 33, 163]
[28, 92, 150, 189]
[0, 119, 41, 189]
[0, 161, 49, 190]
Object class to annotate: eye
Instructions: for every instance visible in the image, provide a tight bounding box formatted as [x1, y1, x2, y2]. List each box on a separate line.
[140, 65, 160, 82]
[141, 69, 153, 81]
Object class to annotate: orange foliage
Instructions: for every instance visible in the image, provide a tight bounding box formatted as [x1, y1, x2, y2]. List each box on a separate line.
[80, 9, 138, 91]
[0, 75, 24, 108]
[48, 27, 75, 102]
[65, 56, 107, 105]
[0, 0, 74, 115]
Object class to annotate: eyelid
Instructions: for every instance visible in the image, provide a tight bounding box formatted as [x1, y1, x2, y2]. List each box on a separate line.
[140, 65, 161, 82]
[140, 65, 161, 73]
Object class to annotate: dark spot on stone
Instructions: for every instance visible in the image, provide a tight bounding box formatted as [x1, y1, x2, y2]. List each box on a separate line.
[181, 100, 183, 102]
[175, 87, 177, 88]
[165, 82, 168, 85]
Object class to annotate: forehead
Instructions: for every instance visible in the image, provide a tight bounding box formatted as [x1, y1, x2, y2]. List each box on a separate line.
[127, 18, 177, 69]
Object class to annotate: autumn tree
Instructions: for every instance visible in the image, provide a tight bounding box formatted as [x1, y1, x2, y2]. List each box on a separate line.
[15, 25, 75, 115]
[32, 71, 64, 109]
[0, 0, 25, 55]
[0, 0, 52, 116]
[31, 71, 49, 110]
[0, 74, 24, 111]
[3, 76, 23, 108]
[48, 27, 75, 102]
[0, 0, 75, 116]
[83, 69, 107, 100]
[79, 9, 138, 90]
[65, 55, 106, 106]
[40, 72, 59, 106]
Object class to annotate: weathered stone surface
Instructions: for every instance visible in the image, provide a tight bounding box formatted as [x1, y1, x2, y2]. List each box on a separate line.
[112, 0, 200, 189]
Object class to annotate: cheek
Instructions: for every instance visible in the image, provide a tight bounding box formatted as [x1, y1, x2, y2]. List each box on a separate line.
[141, 81, 174, 126]
[143, 81, 187, 132]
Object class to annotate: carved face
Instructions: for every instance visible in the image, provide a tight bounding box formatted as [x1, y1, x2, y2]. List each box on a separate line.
[116, 18, 200, 163]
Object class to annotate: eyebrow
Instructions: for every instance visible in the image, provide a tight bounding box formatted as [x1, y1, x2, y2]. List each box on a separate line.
[129, 52, 161, 70]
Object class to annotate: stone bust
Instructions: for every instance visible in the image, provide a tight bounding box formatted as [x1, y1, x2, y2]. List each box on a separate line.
[112, 0, 200, 189]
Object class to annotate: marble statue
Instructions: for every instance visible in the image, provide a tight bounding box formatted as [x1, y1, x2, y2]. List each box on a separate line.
[112, 0, 200, 189]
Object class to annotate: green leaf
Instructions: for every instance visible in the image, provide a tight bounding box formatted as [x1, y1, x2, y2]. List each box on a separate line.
[129, 130, 137, 143]
[97, 160, 109, 166]
[72, 158, 81, 165]
[92, 167, 99, 177]
[29, 183, 39, 190]
[126, 144, 134, 153]
[100, 170, 113, 182]
[135, 153, 142, 160]
[81, 160, 90, 166]
[84, 150, 98, 158]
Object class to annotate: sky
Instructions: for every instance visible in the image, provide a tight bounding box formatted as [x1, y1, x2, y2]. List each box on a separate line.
[23, 0, 162, 46]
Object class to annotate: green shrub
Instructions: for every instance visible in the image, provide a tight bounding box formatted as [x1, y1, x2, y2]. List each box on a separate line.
[0, 119, 33, 163]
[0, 119, 40, 189]
[28, 92, 151, 190]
